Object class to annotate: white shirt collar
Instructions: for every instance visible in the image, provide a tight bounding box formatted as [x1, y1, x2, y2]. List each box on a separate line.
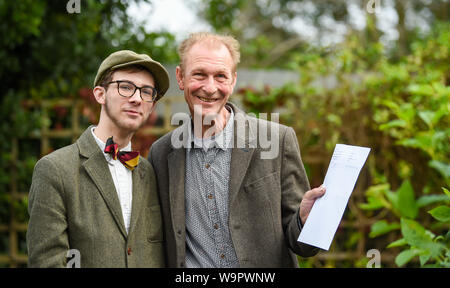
[190, 106, 234, 151]
[91, 126, 132, 162]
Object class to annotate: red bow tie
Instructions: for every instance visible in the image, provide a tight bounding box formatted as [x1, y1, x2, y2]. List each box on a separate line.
[104, 137, 140, 171]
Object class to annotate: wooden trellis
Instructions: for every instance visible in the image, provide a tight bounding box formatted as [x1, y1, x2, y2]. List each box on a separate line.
[0, 97, 182, 267]
[1, 95, 397, 267]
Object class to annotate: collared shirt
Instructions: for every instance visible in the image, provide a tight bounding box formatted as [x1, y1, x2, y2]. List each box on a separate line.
[184, 106, 239, 268]
[91, 127, 133, 234]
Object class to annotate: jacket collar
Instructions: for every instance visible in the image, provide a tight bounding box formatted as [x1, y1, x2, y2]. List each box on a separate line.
[169, 102, 257, 151]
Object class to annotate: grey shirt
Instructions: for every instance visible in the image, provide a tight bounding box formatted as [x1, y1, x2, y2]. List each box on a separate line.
[184, 106, 239, 268]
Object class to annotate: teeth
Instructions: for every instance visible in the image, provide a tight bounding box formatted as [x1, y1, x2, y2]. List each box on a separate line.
[198, 96, 216, 103]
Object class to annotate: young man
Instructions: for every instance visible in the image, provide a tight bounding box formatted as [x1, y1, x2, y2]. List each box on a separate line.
[27, 50, 169, 267]
[148, 32, 326, 268]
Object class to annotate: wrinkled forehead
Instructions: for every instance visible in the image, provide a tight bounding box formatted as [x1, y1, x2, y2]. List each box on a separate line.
[185, 40, 235, 72]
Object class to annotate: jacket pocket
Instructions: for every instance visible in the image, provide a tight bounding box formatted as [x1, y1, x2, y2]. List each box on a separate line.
[244, 171, 279, 191]
[241, 171, 281, 256]
[146, 205, 164, 243]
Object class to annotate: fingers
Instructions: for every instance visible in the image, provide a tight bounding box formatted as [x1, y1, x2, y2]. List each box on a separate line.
[299, 185, 326, 225]
[304, 185, 326, 200]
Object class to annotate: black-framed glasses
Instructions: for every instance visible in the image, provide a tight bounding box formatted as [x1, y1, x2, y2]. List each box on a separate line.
[107, 80, 158, 103]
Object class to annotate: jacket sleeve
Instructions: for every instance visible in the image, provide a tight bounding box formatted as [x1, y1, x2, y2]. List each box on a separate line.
[281, 127, 320, 257]
[27, 157, 69, 268]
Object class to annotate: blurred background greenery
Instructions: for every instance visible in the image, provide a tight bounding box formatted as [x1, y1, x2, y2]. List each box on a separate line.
[0, 0, 448, 267]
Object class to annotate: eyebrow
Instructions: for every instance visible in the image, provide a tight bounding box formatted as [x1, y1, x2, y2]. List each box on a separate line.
[190, 68, 230, 75]
[113, 79, 155, 88]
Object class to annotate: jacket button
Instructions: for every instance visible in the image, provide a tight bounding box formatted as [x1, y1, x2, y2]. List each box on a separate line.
[180, 262, 184, 267]
[127, 247, 132, 255]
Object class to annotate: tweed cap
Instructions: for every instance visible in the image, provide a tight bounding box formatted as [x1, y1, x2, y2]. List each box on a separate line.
[94, 50, 169, 100]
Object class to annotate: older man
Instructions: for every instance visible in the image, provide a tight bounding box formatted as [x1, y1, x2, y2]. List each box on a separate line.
[149, 32, 325, 268]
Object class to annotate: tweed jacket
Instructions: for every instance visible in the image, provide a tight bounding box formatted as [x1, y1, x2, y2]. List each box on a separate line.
[27, 126, 165, 268]
[148, 103, 319, 268]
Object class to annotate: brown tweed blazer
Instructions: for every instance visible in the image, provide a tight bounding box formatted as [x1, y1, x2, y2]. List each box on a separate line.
[27, 126, 165, 267]
[148, 102, 319, 268]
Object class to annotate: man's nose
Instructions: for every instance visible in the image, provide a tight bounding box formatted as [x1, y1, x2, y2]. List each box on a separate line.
[129, 89, 143, 103]
[202, 76, 217, 95]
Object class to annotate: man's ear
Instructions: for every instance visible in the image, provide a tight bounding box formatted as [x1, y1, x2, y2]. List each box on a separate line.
[232, 71, 237, 87]
[175, 66, 184, 90]
[93, 86, 106, 105]
[230, 71, 237, 93]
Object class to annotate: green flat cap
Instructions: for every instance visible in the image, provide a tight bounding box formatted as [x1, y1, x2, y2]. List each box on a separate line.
[94, 50, 170, 100]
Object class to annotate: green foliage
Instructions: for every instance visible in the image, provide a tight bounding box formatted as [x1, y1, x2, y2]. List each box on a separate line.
[361, 22, 449, 268]
[238, 21, 449, 267]
[369, 220, 400, 238]
[0, 0, 179, 265]
[0, 0, 179, 189]
[200, 0, 246, 31]
[395, 218, 448, 267]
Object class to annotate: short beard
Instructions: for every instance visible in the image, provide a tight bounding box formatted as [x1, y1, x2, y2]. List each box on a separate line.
[103, 96, 153, 133]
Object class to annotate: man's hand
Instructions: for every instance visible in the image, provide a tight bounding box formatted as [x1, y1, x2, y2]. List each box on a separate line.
[299, 185, 326, 225]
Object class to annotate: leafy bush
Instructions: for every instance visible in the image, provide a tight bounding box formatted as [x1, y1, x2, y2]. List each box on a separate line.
[238, 22, 449, 267]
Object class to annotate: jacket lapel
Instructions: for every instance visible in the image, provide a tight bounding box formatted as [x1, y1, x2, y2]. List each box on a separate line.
[128, 161, 146, 235]
[167, 147, 186, 238]
[228, 103, 256, 205]
[78, 127, 128, 238]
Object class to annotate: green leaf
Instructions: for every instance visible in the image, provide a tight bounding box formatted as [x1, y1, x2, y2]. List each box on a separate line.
[396, 180, 418, 219]
[360, 184, 391, 210]
[428, 206, 450, 222]
[369, 220, 400, 238]
[401, 218, 444, 258]
[419, 252, 432, 267]
[407, 84, 435, 97]
[418, 111, 435, 128]
[379, 119, 407, 130]
[401, 218, 431, 246]
[429, 161, 450, 179]
[443, 187, 450, 197]
[397, 103, 415, 123]
[387, 238, 407, 248]
[416, 194, 450, 207]
[397, 137, 431, 152]
[395, 249, 421, 267]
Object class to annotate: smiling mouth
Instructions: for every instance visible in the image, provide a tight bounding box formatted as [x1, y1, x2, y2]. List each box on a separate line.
[197, 96, 217, 103]
[125, 110, 140, 115]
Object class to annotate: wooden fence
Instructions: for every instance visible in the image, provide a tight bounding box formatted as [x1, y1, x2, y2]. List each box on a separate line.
[0, 97, 183, 267]
[0, 96, 397, 267]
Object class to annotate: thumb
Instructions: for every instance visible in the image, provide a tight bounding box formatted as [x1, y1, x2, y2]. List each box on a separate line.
[305, 185, 326, 200]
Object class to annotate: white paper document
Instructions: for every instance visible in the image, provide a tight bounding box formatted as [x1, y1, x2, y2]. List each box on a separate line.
[298, 144, 371, 250]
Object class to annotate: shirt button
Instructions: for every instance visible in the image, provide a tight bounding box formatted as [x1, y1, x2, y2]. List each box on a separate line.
[205, 163, 210, 169]
[208, 194, 213, 199]
[214, 223, 219, 229]
[220, 254, 225, 259]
